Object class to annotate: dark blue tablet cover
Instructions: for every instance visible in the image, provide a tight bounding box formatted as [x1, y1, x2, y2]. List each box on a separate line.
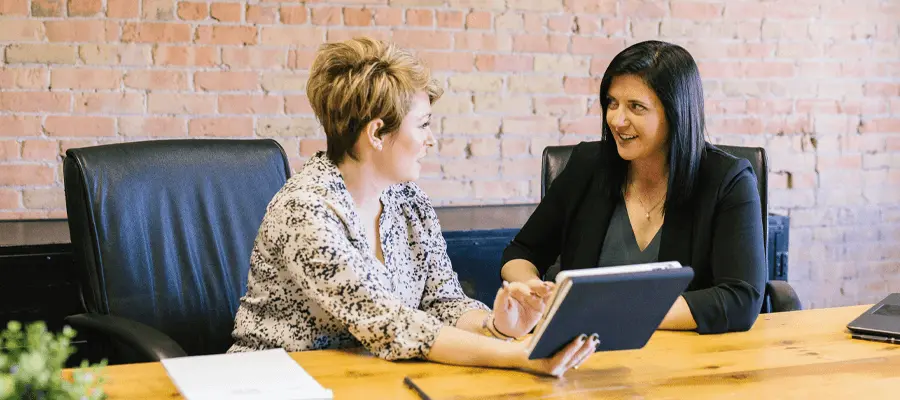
[528, 267, 695, 360]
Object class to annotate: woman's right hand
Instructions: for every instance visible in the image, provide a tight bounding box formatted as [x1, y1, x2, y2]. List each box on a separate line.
[513, 333, 599, 378]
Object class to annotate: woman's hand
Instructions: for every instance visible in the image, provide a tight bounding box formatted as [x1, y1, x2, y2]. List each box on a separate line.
[492, 281, 553, 338]
[513, 333, 599, 377]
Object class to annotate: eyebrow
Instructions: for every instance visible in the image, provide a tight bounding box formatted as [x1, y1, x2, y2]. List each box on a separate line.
[606, 94, 649, 107]
[419, 113, 432, 121]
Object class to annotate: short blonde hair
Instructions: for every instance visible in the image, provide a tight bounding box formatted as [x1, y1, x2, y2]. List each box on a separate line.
[306, 37, 443, 164]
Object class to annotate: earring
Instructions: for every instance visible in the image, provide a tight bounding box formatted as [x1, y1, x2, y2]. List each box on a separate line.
[375, 143, 382, 150]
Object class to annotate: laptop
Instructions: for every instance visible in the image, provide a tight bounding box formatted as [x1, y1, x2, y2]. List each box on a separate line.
[847, 293, 900, 340]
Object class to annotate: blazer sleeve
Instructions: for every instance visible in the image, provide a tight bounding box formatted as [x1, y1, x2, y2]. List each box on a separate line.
[275, 197, 445, 361]
[682, 164, 767, 333]
[501, 143, 591, 278]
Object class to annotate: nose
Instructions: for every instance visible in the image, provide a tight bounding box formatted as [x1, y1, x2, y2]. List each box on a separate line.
[424, 130, 436, 147]
[607, 108, 628, 131]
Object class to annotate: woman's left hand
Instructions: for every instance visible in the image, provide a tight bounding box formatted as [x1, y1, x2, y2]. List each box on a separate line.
[492, 281, 550, 339]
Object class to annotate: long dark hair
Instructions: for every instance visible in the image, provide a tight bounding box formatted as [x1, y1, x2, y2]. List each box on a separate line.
[597, 40, 706, 211]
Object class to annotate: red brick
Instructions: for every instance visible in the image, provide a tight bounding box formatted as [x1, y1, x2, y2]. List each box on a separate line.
[284, 95, 313, 114]
[45, 116, 115, 137]
[374, 8, 403, 26]
[311, 6, 341, 25]
[119, 116, 187, 137]
[148, 93, 216, 114]
[23, 188, 66, 209]
[219, 95, 282, 114]
[0, 189, 21, 209]
[210, 3, 241, 21]
[437, 10, 463, 28]
[697, 61, 743, 79]
[325, 29, 393, 44]
[818, 155, 862, 170]
[195, 26, 257, 45]
[706, 99, 747, 115]
[122, 23, 191, 43]
[393, 30, 452, 50]
[299, 139, 327, 157]
[473, 180, 529, 200]
[743, 62, 796, 78]
[0, 116, 43, 137]
[0, 92, 70, 112]
[0, 20, 44, 41]
[563, 0, 616, 14]
[177, 2, 207, 20]
[865, 83, 900, 97]
[448, 0, 505, 10]
[74, 92, 144, 114]
[0, 141, 19, 161]
[338, 7, 371, 26]
[195, 71, 259, 91]
[246, 5, 277, 24]
[796, 99, 840, 113]
[124, 70, 187, 90]
[419, 52, 474, 72]
[143, 0, 175, 20]
[5, 44, 78, 64]
[473, 94, 531, 114]
[416, 180, 472, 200]
[444, 160, 500, 179]
[21, 140, 58, 161]
[455, 32, 512, 51]
[406, 9, 434, 27]
[189, 118, 254, 137]
[67, 0, 100, 16]
[475, 54, 533, 72]
[0, 0, 28, 15]
[0, 68, 48, 89]
[860, 118, 900, 133]
[501, 138, 529, 157]
[288, 49, 316, 70]
[797, 62, 842, 79]
[563, 77, 601, 95]
[260, 27, 324, 46]
[51, 69, 122, 90]
[260, 72, 309, 92]
[153, 45, 219, 66]
[523, 12, 544, 33]
[437, 138, 467, 158]
[465, 11, 491, 29]
[623, 0, 667, 18]
[502, 158, 541, 178]
[281, 6, 308, 24]
[503, 116, 559, 134]
[0, 165, 54, 185]
[108, 0, 139, 18]
[45, 20, 119, 42]
[258, 118, 319, 137]
[223, 48, 285, 70]
[536, 97, 587, 117]
[548, 15, 575, 33]
[708, 117, 765, 135]
[746, 99, 793, 114]
[672, 2, 722, 20]
[442, 116, 501, 135]
[469, 138, 500, 157]
[512, 34, 569, 53]
[31, 0, 62, 16]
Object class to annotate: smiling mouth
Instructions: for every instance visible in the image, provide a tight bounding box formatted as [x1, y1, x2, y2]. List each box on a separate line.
[617, 132, 637, 141]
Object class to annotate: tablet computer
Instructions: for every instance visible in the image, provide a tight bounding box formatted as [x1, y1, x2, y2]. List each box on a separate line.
[527, 261, 694, 360]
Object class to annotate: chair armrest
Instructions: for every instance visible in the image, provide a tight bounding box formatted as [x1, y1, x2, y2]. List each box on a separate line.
[766, 281, 802, 313]
[65, 313, 188, 361]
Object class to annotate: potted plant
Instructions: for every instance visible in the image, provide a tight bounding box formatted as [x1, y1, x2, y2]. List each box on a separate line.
[0, 321, 106, 400]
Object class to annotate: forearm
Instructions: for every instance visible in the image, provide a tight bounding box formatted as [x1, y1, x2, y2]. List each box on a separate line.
[501, 260, 542, 283]
[658, 296, 698, 331]
[425, 325, 522, 369]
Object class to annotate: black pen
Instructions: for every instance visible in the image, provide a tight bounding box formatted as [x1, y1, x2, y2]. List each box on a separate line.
[851, 333, 899, 344]
[404, 376, 432, 400]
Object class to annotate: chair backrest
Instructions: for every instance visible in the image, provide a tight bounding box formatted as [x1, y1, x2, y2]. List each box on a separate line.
[64, 139, 290, 356]
[540, 143, 768, 247]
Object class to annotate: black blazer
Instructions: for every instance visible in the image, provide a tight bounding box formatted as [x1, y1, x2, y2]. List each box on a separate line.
[502, 141, 766, 334]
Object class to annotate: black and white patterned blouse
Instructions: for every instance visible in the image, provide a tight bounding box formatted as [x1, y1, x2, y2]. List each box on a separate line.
[228, 152, 489, 360]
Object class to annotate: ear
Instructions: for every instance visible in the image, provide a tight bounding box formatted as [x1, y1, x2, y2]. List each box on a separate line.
[364, 118, 385, 151]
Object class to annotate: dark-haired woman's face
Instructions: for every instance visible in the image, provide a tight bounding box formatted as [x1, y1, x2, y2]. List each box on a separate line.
[605, 74, 669, 163]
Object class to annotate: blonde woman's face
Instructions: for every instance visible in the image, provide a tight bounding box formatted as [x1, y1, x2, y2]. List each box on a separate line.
[380, 91, 435, 183]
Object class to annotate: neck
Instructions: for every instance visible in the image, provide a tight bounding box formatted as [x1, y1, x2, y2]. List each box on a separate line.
[627, 151, 669, 190]
[336, 157, 388, 212]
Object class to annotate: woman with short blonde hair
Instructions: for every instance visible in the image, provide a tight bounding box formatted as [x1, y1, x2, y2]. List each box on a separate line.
[230, 37, 596, 378]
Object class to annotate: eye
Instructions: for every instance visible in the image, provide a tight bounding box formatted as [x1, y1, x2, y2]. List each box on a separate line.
[419, 121, 431, 129]
[630, 103, 647, 112]
[606, 97, 618, 109]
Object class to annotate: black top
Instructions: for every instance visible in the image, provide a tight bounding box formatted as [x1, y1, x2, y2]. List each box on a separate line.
[502, 141, 766, 334]
[598, 200, 661, 267]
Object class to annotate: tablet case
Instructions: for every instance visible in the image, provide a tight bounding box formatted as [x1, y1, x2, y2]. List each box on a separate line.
[528, 267, 695, 360]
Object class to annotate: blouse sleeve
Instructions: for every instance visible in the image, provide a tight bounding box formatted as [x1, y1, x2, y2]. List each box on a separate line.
[272, 196, 444, 361]
[409, 195, 491, 324]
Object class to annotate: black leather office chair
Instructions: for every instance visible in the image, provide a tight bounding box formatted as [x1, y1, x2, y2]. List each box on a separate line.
[540, 143, 801, 313]
[63, 139, 290, 364]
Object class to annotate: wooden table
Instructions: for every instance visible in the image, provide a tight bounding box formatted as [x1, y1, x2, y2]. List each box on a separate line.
[71, 305, 899, 399]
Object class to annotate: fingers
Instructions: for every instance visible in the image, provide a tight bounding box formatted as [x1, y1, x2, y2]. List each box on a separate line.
[506, 282, 546, 313]
[569, 333, 600, 370]
[527, 279, 555, 298]
[548, 334, 589, 377]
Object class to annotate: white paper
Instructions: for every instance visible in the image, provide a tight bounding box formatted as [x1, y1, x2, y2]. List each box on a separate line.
[161, 348, 333, 400]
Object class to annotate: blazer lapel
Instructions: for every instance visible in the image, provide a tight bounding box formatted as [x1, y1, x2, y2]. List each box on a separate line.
[567, 177, 615, 271]
[658, 202, 694, 267]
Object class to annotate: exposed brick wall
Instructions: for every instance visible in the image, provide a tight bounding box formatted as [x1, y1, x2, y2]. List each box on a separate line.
[0, 0, 898, 309]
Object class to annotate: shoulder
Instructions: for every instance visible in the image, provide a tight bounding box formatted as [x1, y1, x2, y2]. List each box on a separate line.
[386, 182, 439, 227]
[698, 144, 758, 197]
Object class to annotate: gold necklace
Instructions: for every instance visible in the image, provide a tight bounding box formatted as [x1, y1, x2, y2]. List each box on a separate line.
[628, 183, 666, 221]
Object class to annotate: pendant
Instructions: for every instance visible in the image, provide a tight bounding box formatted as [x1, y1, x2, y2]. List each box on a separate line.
[645, 212, 651, 221]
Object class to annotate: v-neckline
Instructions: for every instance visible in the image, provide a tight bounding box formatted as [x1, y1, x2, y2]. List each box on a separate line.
[622, 203, 662, 253]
